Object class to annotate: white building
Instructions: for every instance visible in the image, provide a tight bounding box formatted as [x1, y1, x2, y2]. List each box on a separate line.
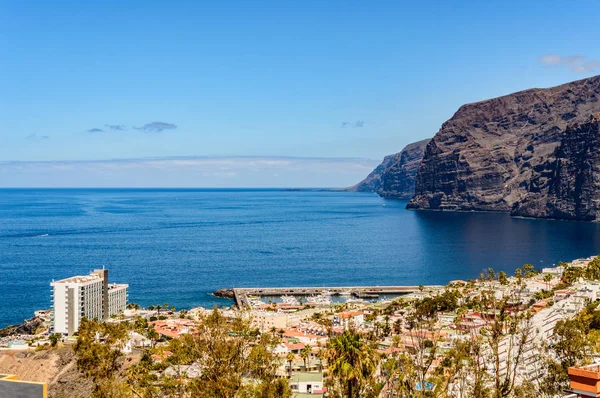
[333, 311, 364, 330]
[51, 269, 128, 335]
[289, 372, 324, 395]
[252, 311, 287, 331]
[108, 283, 128, 317]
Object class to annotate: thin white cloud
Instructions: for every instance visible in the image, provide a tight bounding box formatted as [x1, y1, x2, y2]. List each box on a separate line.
[341, 120, 366, 128]
[25, 133, 49, 140]
[134, 122, 177, 133]
[537, 54, 600, 74]
[105, 124, 126, 131]
[0, 156, 378, 188]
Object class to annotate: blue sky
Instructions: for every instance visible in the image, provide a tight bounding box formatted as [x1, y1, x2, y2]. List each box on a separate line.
[1, 1, 599, 187]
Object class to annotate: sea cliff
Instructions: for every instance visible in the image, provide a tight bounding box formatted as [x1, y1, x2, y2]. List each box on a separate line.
[346, 138, 430, 199]
[406, 75, 600, 220]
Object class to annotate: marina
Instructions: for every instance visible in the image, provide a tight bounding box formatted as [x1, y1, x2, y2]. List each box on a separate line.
[227, 285, 442, 308]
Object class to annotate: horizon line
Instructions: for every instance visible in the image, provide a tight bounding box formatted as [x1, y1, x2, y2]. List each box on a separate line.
[0, 154, 378, 165]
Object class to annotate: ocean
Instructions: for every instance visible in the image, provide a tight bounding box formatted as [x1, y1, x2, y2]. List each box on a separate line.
[1, 188, 600, 328]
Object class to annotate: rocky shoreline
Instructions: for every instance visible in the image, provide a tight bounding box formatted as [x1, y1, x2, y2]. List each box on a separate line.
[0, 316, 44, 338]
[212, 288, 235, 299]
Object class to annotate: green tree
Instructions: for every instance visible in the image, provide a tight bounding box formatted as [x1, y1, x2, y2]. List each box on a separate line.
[286, 352, 295, 377]
[541, 303, 600, 394]
[473, 290, 532, 398]
[300, 344, 311, 370]
[74, 318, 130, 397]
[316, 346, 326, 372]
[49, 333, 61, 347]
[498, 271, 508, 285]
[543, 273, 553, 290]
[326, 329, 379, 398]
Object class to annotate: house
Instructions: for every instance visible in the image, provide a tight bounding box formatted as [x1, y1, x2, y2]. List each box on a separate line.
[164, 362, 202, 379]
[122, 331, 152, 353]
[333, 311, 364, 330]
[150, 319, 196, 339]
[282, 327, 326, 345]
[289, 372, 324, 395]
[284, 341, 306, 354]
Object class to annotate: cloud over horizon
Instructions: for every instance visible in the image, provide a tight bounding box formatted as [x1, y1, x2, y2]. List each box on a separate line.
[0, 156, 378, 188]
[86, 128, 104, 133]
[135, 122, 177, 133]
[537, 54, 600, 74]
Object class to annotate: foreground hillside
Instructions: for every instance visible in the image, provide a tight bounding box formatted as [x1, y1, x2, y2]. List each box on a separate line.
[0, 346, 92, 398]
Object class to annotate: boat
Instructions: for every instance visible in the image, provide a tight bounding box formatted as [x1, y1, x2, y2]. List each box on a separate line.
[306, 293, 331, 306]
[280, 295, 300, 306]
[247, 296, 266, 307]
[345, 297, 367, 303]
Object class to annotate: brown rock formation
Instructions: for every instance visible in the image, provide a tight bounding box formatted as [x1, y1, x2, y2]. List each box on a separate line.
[347, 139, 430, 199]
[407, 75, 600, 216]
[512, 116, 600, 220]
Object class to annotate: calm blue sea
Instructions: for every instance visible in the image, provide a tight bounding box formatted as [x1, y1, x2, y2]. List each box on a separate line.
[2, 188, 600, 327]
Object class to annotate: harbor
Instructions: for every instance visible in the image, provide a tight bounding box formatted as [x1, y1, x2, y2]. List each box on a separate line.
[215, 285, 443, 308]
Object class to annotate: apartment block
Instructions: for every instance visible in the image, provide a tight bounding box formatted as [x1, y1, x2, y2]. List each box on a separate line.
[51, 269, 128, 335]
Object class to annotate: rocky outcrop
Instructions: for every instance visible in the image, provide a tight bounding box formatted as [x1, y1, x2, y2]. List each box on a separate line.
[347, 139, 430, 199]
[0, 317, 43, 338]
[213, 288, 235, 299]
[407, 75, 600, 216]
[512, 117, 600, 221]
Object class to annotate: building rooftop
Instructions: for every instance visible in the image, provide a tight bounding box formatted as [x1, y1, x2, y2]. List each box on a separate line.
[291, 371, 323, 383]
[52, 274, 101, 284]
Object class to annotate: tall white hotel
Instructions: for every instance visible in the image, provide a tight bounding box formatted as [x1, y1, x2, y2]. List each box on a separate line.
[50, 268, 128, 335]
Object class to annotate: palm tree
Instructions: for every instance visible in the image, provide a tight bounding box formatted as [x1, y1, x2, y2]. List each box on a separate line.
[544, 273, 553, 290]
[326, 329, 378, 398]
[146, 327, 159, 348]
[300, 344, 311, 370]
[393, 319, 402, 335]
[317, 347, 325, 372]
[286, 352, 295, 377]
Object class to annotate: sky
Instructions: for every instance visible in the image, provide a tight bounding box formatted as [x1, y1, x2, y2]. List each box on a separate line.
[1, 0, 600, 187]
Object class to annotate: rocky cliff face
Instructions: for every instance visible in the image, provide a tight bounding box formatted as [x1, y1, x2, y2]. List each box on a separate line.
[407, 75, 600, 217]
[347, 139, 430, 199]
[512, 117, 600, 221]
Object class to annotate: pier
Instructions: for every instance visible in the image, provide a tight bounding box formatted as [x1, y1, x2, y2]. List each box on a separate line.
[226, 285, 442, 308]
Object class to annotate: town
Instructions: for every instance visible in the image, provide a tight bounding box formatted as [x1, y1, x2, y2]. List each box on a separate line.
[3, 257, 600, 397]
